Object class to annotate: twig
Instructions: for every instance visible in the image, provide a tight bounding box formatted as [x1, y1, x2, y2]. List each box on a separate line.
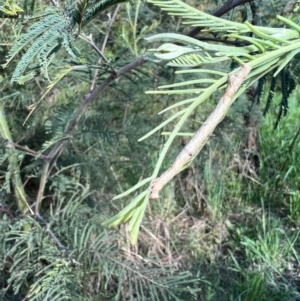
[35, 161, 50, 215]
[34, 57, 147, 215]
[79, 33, 110, 65]
[0, 18, 7, 29]
[50, 0, 60, 7]
[7, 142, 48, 160]
[150, 64, 251, 200]
[36, 214, 69, 251]
[47, 147, 64, 177]
[90, 4, 121, 91]
[65, 57, 147, 136]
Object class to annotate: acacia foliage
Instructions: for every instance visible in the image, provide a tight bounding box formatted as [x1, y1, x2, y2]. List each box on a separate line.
[0, 0, 300, 300]
[0, 0, 205, 300]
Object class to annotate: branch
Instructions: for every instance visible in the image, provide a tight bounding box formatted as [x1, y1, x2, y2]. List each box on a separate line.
[34, 57, 147, 215]
[150, 64, 251, 200]
[36, 214, 69, 251]
[89, 4, 121, 91]
[8, 142, 48, 160]
[64, 57, 147, 137]
[0, 104, 28, 214]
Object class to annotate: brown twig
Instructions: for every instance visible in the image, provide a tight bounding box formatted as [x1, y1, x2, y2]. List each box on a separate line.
[34, 56, 147, 215]
[89, 4, 121, 91]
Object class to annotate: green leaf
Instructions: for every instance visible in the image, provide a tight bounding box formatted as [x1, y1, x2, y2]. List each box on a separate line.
[112, 177, 153, 200]
[102, 190, 148, 227]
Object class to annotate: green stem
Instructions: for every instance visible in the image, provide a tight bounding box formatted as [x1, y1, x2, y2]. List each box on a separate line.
[248, 41, 300, 68]
[35, 160, 50, 215]
[0, 104, 28, 214]
[151, 74, 228, 179]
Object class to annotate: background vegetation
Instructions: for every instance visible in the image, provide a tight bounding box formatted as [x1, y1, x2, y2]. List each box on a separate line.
[0, 0, 299, 300]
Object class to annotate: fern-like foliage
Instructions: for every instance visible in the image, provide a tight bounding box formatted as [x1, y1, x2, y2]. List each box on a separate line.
[263, 70, 277, 116]
[0, 190, 201, 301]
[253, 76, 266, 105]
[2, 6, 80, 84]
[273, 68, 296, 128]
[260, 67, 296, 128]
[41, 105, 75, 152]
[146, 0, 298, 38]
[78, 0, 128, 27]
[1, 0, 128, 85]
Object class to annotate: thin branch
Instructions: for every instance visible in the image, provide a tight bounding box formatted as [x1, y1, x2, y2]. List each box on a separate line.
[90, 4, 121, 91]
[34, 57, 147, 215]
[50, 0, 60, 7]
[150, 64, 251, 200]
[79, 33, 110, 64]
[35, 161, 50, 215]
[0, 18, 8, 29]
[65, 57, 147, 137]
[47, 147, 64, 177]
[8, 142, 48, 160]
[36, 214, 69, 251]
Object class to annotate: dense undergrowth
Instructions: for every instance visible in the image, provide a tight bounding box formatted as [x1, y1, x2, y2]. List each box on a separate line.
[136, 90, 300, 300]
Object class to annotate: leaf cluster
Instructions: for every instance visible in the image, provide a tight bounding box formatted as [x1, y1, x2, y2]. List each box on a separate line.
[1, 0, 128, 84]
[0, 191, 202, 301]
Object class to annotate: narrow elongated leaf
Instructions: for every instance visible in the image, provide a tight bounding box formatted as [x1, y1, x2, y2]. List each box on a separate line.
[112, 177, 152, 200]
